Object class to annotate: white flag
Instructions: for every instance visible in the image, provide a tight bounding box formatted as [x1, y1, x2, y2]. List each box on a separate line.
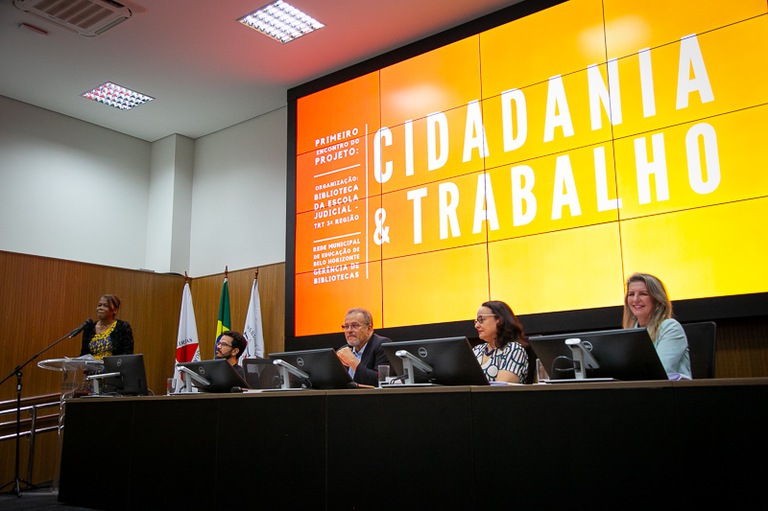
[174, 282, 200, 390]
[241, 277, 265, 362]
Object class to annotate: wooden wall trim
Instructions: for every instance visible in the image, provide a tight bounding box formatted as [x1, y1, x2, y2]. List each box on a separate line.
[0, 250, 285, 486]
[3, 248, 767, 487]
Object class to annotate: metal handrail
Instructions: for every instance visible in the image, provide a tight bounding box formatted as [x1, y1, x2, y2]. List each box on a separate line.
[0, 392, 61, 406]
[0, 402, 58, 419]
[0, 424, 60, 442]
[0, 393, 62, 483]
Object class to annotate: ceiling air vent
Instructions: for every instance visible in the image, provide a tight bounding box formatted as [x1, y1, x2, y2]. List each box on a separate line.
[13, 0, 132, 37]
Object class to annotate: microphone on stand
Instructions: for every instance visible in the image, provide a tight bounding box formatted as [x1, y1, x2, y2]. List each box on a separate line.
[67, 319, 94, 338]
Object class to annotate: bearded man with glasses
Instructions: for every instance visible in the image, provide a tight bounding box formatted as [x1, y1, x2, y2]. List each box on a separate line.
[336, 308, 392, 387]
[215, 330, 248, 380]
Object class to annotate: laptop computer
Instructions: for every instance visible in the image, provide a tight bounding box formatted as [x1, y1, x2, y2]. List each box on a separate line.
[101, 353, 149, 395]
[176, 359, 249, 393]
[529, 327, 668, 382]
[242, 357, 283, 390]
[268, 348, 356, 389]
[381, 336, 490, 386]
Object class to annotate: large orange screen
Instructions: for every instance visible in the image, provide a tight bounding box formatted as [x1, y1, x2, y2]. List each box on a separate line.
[290, 0, 768, 338]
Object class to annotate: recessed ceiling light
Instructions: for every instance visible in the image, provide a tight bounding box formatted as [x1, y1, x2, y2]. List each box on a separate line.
[81, 81, 154, 110]
[238, 0, 324, 44]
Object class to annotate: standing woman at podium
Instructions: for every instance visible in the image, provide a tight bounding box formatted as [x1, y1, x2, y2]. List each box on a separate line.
[80, 294, 134, 359]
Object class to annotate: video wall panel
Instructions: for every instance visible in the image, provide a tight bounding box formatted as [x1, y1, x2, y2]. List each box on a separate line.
[289, 0, 768, 341]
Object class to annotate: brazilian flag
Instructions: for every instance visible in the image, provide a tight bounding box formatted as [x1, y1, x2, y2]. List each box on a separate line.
[216, 278, 231, 354]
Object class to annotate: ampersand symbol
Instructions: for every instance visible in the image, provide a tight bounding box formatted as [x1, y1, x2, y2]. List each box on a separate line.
[373, 208, 390, 245]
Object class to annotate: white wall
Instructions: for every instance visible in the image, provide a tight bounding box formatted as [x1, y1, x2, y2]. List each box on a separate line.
[0, 95, 151, 269]
[0, 95, 288, 276]
[145, 134, 194, 273]
[189, 108, 287, 276]
[145, 134, 179, 272]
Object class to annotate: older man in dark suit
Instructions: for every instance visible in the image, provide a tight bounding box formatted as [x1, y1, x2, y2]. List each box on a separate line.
[336, 307, 391, 387]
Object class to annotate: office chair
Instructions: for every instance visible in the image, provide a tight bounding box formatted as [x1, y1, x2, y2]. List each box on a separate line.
[682, 321, 717, 379]
[524, 345, 537, 384]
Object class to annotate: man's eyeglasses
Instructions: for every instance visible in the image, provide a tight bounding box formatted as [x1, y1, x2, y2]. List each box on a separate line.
[474, 314, 496, 324]
[217, 340, 233, 348]
[341, 323, 369, 331]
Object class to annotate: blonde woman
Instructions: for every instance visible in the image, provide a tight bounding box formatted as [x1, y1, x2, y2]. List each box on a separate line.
[623, 273, 691, 379]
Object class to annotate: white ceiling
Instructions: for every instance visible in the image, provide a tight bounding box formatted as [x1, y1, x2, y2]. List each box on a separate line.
[0, 0, 522, 142]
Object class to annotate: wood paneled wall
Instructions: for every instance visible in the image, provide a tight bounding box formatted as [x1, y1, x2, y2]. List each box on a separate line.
[0, 252, 183, 401]
[185, 265, 285, 361]
[1, 248, 766, 488]
[710, 316, 768, 378]
[0, 250, 285, 487]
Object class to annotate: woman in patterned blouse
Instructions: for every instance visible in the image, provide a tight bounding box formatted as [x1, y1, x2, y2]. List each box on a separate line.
[472, 300, 529, 383]
[80, 294, 134, 359]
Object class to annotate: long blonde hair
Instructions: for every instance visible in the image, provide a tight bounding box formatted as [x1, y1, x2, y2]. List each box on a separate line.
[622, 273, 673, 341]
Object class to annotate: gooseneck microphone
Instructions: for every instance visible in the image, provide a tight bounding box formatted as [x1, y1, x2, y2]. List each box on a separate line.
[68, 319, 94, 338]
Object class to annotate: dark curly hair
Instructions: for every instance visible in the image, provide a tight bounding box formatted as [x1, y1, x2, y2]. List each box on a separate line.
[218, 330, 247, 360]
[481, 300, 528, 349]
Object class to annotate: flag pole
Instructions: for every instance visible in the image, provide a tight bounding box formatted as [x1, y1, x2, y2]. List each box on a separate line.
[216, 270, 232, 356]
[174, 280, 200, 393]
[243, 268, 265, 360]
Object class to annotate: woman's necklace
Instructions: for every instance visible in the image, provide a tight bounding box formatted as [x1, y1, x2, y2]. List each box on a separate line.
[96, 320, 116, 335]
[483, 344, 495, 357]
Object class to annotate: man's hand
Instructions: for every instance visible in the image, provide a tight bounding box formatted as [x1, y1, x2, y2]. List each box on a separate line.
[336, 347, 358, 369]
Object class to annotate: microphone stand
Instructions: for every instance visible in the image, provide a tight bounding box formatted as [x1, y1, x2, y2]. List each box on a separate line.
[0, 322, 88, 496]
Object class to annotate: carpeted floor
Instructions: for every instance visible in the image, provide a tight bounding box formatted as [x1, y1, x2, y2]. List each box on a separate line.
[0, 488, 99, 510]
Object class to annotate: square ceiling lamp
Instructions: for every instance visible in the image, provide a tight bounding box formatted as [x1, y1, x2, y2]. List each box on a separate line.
[238, 0, 324, 43]
[81, 81, 154, 110]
